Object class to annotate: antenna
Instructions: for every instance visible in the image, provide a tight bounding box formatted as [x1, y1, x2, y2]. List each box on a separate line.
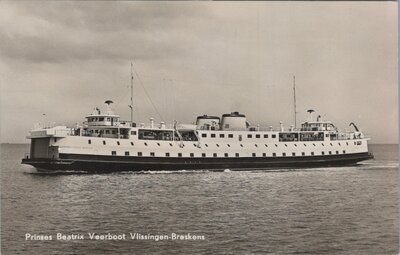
[129, 62, 134, 125]
[293, 75, 297, 128]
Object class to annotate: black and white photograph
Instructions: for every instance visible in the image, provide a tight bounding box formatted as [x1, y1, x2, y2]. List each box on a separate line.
[0, 1, 398, 254]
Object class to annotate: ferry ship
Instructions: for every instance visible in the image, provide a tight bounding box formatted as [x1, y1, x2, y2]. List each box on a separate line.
[22, 101, 373, 172]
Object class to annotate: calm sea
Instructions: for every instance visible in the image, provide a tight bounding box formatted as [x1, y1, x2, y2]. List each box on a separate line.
[1, 144, 398, 255]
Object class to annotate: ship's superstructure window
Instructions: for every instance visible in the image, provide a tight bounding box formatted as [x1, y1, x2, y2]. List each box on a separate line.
[202, 134, 207, 138]
[190, 153, 194, 157]
[144, 143, 148, 146]
[279, 133, 299, 142]
[294, 144, 297, 147]
[220, 134, 225, 138]
[262, 153, 266, 157]
[248, 134, 252, 138]
[88, 139, 91, 144]
[343, 150, 346, 154]
[178, 153, 182, 157]
[138, 129, 173, 141]
[235, 153, 239, 157]
[112, 131, 116, 134]
[336, 151, 339, 154]
[213, 153, 217, 157]
[256, 134, 260, 138]
[326, 134, 329, 137]
[125, 151, 129, 156]
[138, 152, 142, 156]
[227, 144, 231, 147]
[205, 144, 208, 147]
[346, 142, 349, 146]
[105, 130, 110, 134]
[284, 144, 288, 147]
[304, 144, 307, 147]
[103, 141, 106, 145]
[292, 152, 296, 156]
[338, 143, 341, 146]
[313, 143, 316, 146]
[322, 152, 325, 155]
[131, 142, 134, 146]
[272, 134, 276, 138]
[255, 144, 258, 147]
[240, 144, 243, 147]
[211, 134, 216, 138]
[311, 152, 314, 156]
[272, 153, 276, 157]
[282, 153, 286, 157]
[265, 144, 268, 147]
[224, 153, 228, 157]
[169, 143, 173, 147]
[157, 143, 160, 146]
[150, 152, 155, 157]
[300, 132, 324, 141]
[329, 151, 332, 155]
[166, 153, 170, 157]
[330, 143, 333, 146]
[112, 151, 116, 156]
[117, 141, 120, 145]
[216, 144, 220, 147]
[264, 134, 268, 138]
[252, 153, 256, 157]
[131, 131, 137, 135]
[275, 144, 278, 147]
[302, 152, 305, 156]
[193, 144, 197, 147]
[228, 134, 234, 138]
[202, 153, 206, 157]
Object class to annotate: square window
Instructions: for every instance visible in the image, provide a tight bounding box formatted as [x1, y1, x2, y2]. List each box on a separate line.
[112, 151, 116, 156]
[211, 134, 216, 138]
[138, 152, 142, 156]
[336, 151, 339, 154]
[190, 153, 194, 157]
[311, 152, 314, 156]
[256, 134, 261, 138]
[322, 152, 325, 155]
[202, 153, 206, 157]
[302, 152, 305, 156]
[329, 151, 332, 155]
[292, 152, 296, 156]
[112, 130, 116, 134]
[235, 153, 239, 157]
[88, 139, 91, 144]
[252, 153, 256, 157]
[125, 151, 129, 156]
[272, 134, 276, 138]
[220, 134, 225, 138]
[282, 153, 286, 157]
[213, 153, 217, 157]
[224, 153, 228, 157]
[343, 150, 346, 154]
[264, 134, 268, 138]
[228, 134, 234, 138]
[166, 153, 170, 157]
[150, 152, 155, 157]
[272, 153, 276, 157]
[247, 134, 252, 138]
[325, 134, 329, 137]
[105, 130, 110, 134]
[178, 153, 182, 157]
[202, 134, 207, 138]
[263, 153, 266, 157]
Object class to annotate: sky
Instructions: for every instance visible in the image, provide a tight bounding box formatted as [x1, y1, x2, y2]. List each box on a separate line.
[0, 2, 397, 144]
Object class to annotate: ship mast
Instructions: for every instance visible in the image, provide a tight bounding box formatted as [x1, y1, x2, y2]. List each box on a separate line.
[293, 75, 297, 128]
[129, 62, 134, 125]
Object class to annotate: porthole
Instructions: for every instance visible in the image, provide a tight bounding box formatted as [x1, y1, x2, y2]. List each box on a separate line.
[255, 144, 258, 147]
[117, 141, 120, 146]
[227, 144, 231, 147]
[131, 142, 134, 146]
[157, 143, 160, 146]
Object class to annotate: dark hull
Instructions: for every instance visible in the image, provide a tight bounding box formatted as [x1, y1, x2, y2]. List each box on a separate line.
[22, 152, 374, 173]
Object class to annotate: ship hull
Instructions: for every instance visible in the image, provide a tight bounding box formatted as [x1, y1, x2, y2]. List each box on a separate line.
[22, 152, 374, 173]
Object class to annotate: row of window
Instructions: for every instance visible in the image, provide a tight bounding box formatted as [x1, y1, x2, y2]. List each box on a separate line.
[111, 150, 347, 157]
[89, 139, 361, 147]
[201, 133, 277, 139]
